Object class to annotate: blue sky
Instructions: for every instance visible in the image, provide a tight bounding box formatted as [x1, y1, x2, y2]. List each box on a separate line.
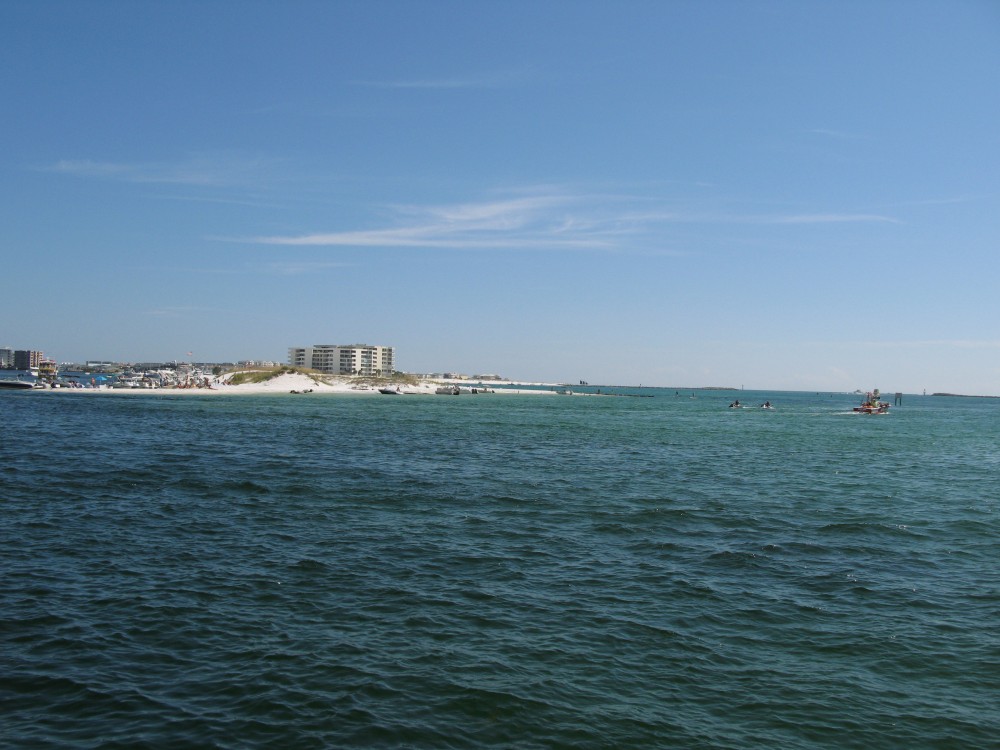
[2, 1, 998, 393]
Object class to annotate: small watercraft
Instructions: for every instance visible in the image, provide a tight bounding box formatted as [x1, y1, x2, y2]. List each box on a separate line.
[853, 389, 889, 414]
[0, 378, 36, 390]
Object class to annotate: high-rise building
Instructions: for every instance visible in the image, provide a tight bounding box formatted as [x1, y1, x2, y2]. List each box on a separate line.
[0, 348, 13, 369]
[288, 344, 395, 377]
[14, 350, 43, 370]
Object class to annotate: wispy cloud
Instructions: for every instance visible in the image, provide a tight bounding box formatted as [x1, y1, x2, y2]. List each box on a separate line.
[159, 193, 285, 209]
[602, 208, 899, 226]
[243, 188, 901, 252]
[258, 261, 354, 276]
[891, 194, 983, 208]
[765, 213, 900, 225]
[250, 192, 621, 250]
[43, 154, 276, 187]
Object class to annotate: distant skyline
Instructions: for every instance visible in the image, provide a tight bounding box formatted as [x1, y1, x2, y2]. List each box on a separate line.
[2, 2, 999, 394]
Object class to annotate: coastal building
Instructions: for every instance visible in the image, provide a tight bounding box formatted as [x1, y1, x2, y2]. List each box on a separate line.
[288, 344, 395, 377]
[0, 348, 13, 369]
[38, 359, 57, 380]
[14, 350, 43, 370]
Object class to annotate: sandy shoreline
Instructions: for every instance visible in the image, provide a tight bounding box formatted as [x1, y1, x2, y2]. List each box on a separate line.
[29, 372, 562, 396]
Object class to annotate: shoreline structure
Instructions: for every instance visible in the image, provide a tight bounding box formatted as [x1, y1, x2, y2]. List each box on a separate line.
[15, 369, 992, 398]
[21, 371, 577, 396]
[11, 371, 997, 398]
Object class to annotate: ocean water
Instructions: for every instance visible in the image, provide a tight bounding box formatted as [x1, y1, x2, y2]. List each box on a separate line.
[2, 388, 998, 749]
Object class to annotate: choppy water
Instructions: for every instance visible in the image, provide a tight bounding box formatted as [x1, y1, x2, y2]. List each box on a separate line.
[2, 389, 998, 748]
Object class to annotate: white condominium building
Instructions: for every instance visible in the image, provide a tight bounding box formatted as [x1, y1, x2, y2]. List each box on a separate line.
[288, 344, 395, 377]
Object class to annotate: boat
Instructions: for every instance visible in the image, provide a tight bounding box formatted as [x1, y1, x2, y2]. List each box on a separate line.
[0, 378, 35, 390]
[379, 388, 401, 395]
[112, 376, 144, 389]
[435, 385, 460, 395]
[853, 389, 890, 414]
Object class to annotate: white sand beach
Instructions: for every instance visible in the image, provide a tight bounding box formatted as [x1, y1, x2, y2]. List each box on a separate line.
[41, 371, 562, 395]
[212, 372, 563, 395]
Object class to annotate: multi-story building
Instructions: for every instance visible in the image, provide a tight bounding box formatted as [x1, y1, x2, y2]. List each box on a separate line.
[288, 344, 395, 377]
[0, 348, 13, 369]
[38, 358, 57, 380]
[14, 350, 43, 370]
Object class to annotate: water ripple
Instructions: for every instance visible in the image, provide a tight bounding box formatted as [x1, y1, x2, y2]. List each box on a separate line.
[2, 390, 998, 748]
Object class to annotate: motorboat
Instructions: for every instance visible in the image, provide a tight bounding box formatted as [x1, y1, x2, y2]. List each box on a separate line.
[854, 389, 890, 414]
[0, 378, 35, 390]
[435, 385, 460, 395]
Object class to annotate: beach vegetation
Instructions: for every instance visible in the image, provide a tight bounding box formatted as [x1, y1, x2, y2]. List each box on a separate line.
[227, 366, 323, 386]
[356, 373, 421, 387]
[225, 367, 424, 388]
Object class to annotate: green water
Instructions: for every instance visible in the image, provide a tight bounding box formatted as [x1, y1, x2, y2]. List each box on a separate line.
[2, 389, 997, 748]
